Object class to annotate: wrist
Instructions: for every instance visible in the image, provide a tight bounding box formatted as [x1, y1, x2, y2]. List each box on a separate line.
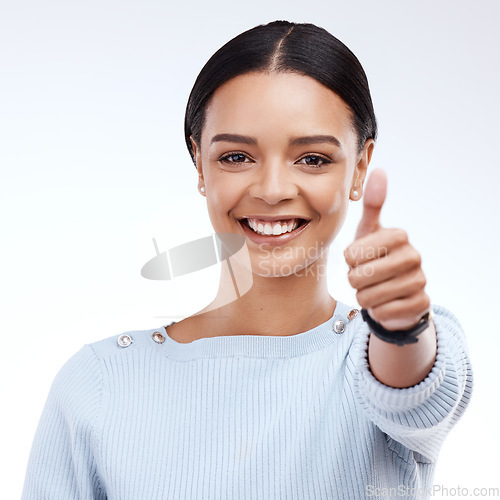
[361, 308, 432, 346]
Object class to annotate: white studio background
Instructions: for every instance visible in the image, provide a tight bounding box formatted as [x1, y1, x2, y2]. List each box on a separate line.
[1, 0, 498, 497]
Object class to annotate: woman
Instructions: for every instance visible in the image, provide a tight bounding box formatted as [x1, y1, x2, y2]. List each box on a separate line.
[22, 20, 473, 499]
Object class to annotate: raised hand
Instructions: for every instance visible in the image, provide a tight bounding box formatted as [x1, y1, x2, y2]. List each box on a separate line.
[344, 168, 431, 331]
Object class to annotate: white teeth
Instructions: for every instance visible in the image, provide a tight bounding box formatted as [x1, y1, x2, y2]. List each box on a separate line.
[245, 218, 302, 236]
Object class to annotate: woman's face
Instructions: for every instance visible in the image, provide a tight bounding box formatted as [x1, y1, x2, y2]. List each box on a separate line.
[191, 71, 373, 277]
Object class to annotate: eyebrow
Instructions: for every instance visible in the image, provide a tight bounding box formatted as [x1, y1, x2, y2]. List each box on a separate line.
[211, 133, 257, 145]
[290, 135, 342, 148]
[210, 133, 342, 148]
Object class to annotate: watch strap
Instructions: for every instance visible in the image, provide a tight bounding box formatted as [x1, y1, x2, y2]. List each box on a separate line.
[361, 308, 431, 346]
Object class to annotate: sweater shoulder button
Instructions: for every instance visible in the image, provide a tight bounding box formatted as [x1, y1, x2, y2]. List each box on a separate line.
[117, 334, 133, 348]
[347, 308, 359, 321]
[152, 331, 166, 344]
[333, 319, 346, 334]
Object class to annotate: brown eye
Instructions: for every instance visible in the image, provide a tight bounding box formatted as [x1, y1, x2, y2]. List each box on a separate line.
[219, 153, 252, 164]
[297, 155, 332, 167]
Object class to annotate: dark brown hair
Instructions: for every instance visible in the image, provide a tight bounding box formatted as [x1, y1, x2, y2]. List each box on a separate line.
[184, 20, 378, 166]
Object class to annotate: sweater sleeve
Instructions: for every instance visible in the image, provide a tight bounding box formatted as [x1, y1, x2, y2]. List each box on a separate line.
[351, 303, 473, 463]
[22, 344, 106, 500]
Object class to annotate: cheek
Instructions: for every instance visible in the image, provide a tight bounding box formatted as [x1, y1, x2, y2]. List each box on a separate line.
[312, 184, 350, 244]
[313, 183, 348, 218]
[205, 179, 241, 223]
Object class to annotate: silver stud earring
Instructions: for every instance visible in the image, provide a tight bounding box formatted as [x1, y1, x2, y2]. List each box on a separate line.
[200, 186, 205, 193]
[352, 190, 359, 199]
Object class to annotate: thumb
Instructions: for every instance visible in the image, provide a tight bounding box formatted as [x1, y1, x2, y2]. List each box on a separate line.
[354, 168, 387, 240]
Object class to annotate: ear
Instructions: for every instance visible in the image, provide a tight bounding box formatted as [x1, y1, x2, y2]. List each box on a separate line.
[352, 139, 375, 196]
[190, 135, 205, 196]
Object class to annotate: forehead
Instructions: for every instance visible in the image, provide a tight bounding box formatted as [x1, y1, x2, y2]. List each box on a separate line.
[202, 71, 356, 146]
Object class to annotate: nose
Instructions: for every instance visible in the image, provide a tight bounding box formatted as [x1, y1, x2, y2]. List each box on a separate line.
[247, 160, 299, 205]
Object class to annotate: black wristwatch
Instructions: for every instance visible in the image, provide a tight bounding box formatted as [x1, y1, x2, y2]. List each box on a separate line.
[360, 309, 432, 346]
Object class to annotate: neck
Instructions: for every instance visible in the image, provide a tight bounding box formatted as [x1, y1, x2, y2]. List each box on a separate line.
[194, 247, 336, 337]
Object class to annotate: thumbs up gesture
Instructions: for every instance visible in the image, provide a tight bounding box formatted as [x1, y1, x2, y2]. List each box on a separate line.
[344, 168, 431, 331]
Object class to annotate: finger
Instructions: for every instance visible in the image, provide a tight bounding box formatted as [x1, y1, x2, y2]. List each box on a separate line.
[355, 266, 427, 309]
[367, 292, 431, 331]
[354, 168, 387, 241]
[345, 227, 408, 267]
[347, 244, 422, 289]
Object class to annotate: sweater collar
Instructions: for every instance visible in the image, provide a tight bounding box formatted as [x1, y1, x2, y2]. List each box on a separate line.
[157, 299, 359, 360]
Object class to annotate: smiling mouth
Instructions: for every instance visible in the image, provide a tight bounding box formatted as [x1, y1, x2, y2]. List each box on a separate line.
[238, 217, 309, 236]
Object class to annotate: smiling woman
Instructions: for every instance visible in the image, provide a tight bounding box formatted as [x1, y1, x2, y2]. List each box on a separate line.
[22, 20, 473, 500]
[189, 71, 365, 290]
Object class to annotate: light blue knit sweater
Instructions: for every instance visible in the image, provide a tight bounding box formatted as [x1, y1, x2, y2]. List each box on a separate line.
[22, 300, 473, 499]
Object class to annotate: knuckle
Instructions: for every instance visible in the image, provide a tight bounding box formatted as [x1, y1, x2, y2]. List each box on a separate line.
[355, 289, 367, 306]
[403, 247, 421, 268]
[416, 270, 427, 288]
[411, 248, 422, 266]
[394, 228, 408, 245]
[421, 295, 431, 311]
[411, 294, 430, 320]
[344, 246, 355, 263]
[347, 271, 357, 287]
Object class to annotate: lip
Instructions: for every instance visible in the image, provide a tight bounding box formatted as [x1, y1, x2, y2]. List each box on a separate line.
[237, 217, 311, 246]
[240, 215, 311, 222]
